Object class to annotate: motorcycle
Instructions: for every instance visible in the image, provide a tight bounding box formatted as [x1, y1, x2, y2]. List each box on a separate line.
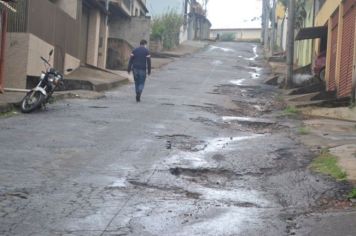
[21, 50, 71, 113]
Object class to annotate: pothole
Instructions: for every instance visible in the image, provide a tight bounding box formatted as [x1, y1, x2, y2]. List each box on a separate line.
[0, 189, 29, 200]
[128, 180, 202, 199]
[156, 134, 206, 152]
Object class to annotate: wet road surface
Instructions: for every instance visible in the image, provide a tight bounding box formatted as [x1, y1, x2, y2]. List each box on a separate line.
[0, 42, 355, 235]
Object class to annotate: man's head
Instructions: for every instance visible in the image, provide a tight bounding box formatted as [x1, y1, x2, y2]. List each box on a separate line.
[140, 39, 148, 46]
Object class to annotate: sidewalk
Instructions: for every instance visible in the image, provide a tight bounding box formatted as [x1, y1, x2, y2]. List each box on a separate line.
[267, 60, 356, 184]
[0, 40, 210, 113]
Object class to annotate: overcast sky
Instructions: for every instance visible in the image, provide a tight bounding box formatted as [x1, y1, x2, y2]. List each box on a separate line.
[146, 0, 262, 29]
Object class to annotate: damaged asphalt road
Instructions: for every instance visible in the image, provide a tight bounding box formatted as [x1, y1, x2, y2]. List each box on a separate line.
[1, 42, 356, 236]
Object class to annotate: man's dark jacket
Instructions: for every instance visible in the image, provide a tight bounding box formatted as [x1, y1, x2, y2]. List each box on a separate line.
[127, 46, 151, 74]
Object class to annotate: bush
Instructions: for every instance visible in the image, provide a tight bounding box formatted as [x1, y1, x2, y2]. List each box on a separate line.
[151, 9, 183, 50]
[220, 33, 235, 42]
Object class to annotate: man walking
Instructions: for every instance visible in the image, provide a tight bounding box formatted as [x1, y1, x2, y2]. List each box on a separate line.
[127, 39, 151, 102]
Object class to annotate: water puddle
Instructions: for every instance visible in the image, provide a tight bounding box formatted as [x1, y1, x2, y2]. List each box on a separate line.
[249, 72, 260, 79]
[245, 45, 258, 61]
[211, 60, 223, 66]
[222, 116, 275, 124]
[108, 178, 127, 188]
[208, 45, 235, 53]
[167, 134, 265, 168]
[195, 186, 270, 207]
[230, 79, 246, 86]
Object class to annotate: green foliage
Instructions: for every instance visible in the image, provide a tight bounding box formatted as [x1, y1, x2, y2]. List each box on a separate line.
[282, 105, 299, 116]
[220, 33, 235, 42]
[298, 126, 310, 135]
[277, 0, 307, 29]
[0, 109, 18, 119]
[150, 9, 183, 50]
[348, 188, 356, 199]
[311, 150, 347, 181]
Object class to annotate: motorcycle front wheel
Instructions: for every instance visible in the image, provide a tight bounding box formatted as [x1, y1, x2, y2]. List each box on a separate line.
[21, 91, 45, 113]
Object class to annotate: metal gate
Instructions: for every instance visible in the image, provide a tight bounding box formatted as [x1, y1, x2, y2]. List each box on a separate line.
[339, 0, 355, 97]
[329, 10, 339, 91]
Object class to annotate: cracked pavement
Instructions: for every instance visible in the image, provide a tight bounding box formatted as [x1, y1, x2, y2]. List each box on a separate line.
[0, 42, 355, 236]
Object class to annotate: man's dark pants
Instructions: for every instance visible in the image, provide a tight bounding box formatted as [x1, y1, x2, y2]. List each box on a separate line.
[133, 69, 147, 96]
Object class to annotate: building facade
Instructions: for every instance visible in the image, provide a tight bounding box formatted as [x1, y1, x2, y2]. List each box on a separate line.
[3, 0, 150, 89]
[315, 0, 356, 98]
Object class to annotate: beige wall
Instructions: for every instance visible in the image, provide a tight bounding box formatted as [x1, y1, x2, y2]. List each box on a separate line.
[64, 53, 80, 75]
[98, 14, 108, 69]
[315, 0, 343, 26]
[210, 29, 261, 41]
[27, 34, 54, 77]
[86, 9, 101, 67]
[54, 0, 78, 19]
[5, 33, 81, 88]
[4, 33, 30, 88]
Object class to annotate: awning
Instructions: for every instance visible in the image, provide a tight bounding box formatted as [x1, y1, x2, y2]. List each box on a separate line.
[295, 26, 327, 40]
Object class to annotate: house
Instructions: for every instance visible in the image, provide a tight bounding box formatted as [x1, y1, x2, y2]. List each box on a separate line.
[269, 0, 355, 99]
[3, 0, 109, 89]
[0, 0, 17, 92]
[106, 0, 150, 70]
[313, 0, 355, 98]
[210, 28, 261, 42]
[2, 0, 151, 89]
[181, 0, 211, 42]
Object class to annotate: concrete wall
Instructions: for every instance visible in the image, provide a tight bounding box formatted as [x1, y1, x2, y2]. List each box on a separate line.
[4, 33, 55, 88]
[315, 0, 343, 26]
[86, 9, 101, 66]
[109, 16, 150, 48]
[4, 33, 30, 88]
[98, 14, 108, 68]
[64, 53, 81, 75]
[53, 0, 78, 19]
[179, 25, 188, 44]
[106, 38, 132, 70]
[210, 29, 261, 41]
[4, 33, 81, 88]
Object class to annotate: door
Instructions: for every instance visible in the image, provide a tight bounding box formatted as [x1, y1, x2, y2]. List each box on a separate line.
[328, 10, 339, 91]
[339, 0, 355, 97]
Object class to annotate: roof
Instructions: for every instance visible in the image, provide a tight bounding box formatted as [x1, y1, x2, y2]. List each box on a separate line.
[295, 26, 327, 40]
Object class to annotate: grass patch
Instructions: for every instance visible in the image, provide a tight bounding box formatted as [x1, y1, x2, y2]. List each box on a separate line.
[348, 188, 356, 199]
[298, 126, 310, 135]
[311, 150, 347, 181]
[275, 93, 284, 102]
[0, 109, 19, 118]
[282, 105, 299, 116]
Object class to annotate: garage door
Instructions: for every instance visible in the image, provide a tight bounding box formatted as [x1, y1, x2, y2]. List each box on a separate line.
[339, 0, 355, 97]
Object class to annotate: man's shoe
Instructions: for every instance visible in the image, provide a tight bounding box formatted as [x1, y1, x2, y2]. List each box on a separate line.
[136, 93, 141, 102]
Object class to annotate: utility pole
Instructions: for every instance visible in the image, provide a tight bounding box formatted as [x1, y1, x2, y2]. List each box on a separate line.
[0, 8, 8, 93]
[263, 0, 270, 51]
[285, 0, 296, 89]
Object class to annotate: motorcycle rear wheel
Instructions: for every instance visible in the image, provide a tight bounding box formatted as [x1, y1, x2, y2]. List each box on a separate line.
[21, 91, 45, 113]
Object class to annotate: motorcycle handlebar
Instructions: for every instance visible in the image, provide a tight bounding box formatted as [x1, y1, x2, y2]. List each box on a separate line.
[40, 56, 51, 66]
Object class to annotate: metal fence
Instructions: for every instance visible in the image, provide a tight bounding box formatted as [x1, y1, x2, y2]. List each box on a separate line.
[6, 0, 27, 32]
